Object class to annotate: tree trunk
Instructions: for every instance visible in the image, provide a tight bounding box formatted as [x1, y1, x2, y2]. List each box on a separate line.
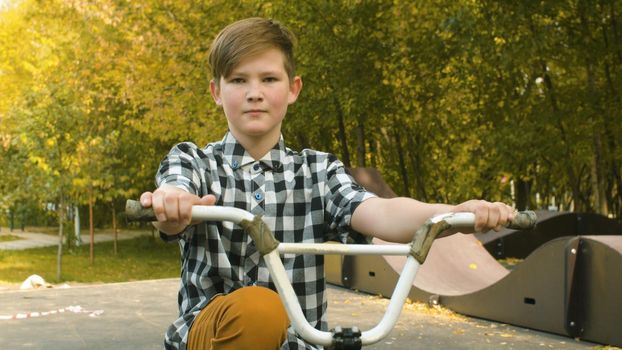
[356, 122, 366, 167]
[578, 5, 608, 215]
[601, 22, 621, 218]
[591, 131, 608, 214]
[334, 96, 350, 167]
[368, 139, 377, 169]
[515, 179, 531, 211]
[112, 201, 118, 255]
[74, 205, 81, 246]
[615, 167, 622, 219]
[89, 189, 94, 265]
[20, 207, 25, 231]
[393, 125, 410, 197]
[406, 130, 427, 201]
[9, 208, 14, 232]
[56, 193, 64, 281]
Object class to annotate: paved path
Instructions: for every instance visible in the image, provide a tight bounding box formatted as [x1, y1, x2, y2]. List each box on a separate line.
[0, 279, 602, 350]
[0, 228, 152, 250]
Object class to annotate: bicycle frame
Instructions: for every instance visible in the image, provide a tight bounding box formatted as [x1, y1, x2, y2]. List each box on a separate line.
[125, 200, 536, 349]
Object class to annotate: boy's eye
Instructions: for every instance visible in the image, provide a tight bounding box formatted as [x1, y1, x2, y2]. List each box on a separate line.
[229, 77, 245, 83]
[263, 77, 278, 82]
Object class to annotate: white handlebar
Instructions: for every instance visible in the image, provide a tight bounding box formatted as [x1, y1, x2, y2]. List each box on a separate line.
[125, 200, 529, 347]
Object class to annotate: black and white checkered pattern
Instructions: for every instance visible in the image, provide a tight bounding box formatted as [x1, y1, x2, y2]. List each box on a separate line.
[157, 132, 375, 350]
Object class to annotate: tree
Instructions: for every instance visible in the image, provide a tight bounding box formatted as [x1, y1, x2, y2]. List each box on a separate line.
[2, 0, 621, 245]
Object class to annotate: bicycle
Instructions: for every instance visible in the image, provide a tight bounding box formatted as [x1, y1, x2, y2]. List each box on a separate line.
[126, 199, 536, 350]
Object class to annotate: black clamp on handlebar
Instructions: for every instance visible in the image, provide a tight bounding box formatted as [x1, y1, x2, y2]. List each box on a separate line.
[331, 326, 362, 350]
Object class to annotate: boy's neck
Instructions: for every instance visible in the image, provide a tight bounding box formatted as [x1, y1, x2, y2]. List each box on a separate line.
[233, 132, 280, 160]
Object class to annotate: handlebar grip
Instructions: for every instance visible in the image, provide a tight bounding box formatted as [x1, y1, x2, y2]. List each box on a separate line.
[411, 210, 537, 264]
[507, 211, 537, 230]
[125, 199, 157, 222]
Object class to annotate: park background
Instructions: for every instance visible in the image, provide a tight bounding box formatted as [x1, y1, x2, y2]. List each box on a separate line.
[1, 1, 621, 280]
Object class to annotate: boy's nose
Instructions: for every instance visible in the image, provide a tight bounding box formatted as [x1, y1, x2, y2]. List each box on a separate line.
[246, 83, 263, 102]
[246, 93, 263, 102]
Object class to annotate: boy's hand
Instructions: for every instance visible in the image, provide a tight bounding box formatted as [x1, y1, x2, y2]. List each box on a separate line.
[139, 184, 216, 235]
[453, 199, 515, 233]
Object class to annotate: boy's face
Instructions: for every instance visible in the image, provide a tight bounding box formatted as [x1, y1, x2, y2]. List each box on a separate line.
[210, 48, 302, 144]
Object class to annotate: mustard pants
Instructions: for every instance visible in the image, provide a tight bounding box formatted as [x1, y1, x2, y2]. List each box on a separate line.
[187, 286, 289, 350]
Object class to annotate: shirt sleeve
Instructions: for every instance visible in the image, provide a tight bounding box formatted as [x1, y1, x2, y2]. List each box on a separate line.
[323, 154, 376, 244]
[156, 142, 204, 195]
[155, 142, 205, 242]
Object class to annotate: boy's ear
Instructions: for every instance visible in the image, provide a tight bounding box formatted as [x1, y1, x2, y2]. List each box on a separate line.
[288, 76, 303, 105]
[210, 79, 222, 106]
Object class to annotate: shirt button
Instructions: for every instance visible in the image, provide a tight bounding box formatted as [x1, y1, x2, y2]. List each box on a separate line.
[253, 163, 261, 171]
[231, 160, 239, 170]
[254, 192, 263, 201]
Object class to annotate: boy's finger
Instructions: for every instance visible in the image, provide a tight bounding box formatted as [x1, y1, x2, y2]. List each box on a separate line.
[474, 205, 488, 232]
[151, 191, 166, 221]
[487, 203, 500, 229]
[140, 192, 153, 207]
[497, 202, 512, 226]
[163, 194, 180, 222]
[186, 195, 217, 226]
[178, 195, 194, 225]
[198, 194, 217, 206]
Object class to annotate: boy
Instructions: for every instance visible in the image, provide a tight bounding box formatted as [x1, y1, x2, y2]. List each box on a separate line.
[140, 17, 514, 350]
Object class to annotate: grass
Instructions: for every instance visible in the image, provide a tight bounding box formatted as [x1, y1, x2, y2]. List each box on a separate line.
[0, 234, 22, 242]
[0, 236, 181, 285]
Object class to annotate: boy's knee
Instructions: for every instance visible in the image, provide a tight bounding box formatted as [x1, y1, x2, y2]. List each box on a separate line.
[225, 286, 289, 347]
[189, 286, 289, 350]
[232, 286, 289, 324]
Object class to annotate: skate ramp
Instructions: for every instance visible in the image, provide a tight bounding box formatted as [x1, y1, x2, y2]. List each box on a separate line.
[327, 168, 622, 347]
[474, 211, 622, 259]
[440, 235, 622, 347]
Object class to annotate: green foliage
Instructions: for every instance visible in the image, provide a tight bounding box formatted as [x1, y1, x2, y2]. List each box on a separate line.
[0, 0, 621, 223]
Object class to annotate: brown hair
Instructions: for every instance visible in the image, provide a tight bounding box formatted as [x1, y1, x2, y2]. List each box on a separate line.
[208, 17, 297, 85]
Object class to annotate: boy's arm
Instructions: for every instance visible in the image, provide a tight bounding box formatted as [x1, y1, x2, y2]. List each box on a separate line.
[140, 184, 216, 235]
[350, 197, 514, 243]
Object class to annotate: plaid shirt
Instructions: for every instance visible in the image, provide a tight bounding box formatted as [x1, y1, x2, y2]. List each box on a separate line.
[156, 132, 374, 350]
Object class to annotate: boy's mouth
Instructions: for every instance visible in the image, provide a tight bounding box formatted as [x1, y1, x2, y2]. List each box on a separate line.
[244, 109, 267, 115]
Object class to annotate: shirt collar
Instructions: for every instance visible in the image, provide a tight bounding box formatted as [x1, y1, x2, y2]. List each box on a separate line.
[221, 131, 286, 171]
